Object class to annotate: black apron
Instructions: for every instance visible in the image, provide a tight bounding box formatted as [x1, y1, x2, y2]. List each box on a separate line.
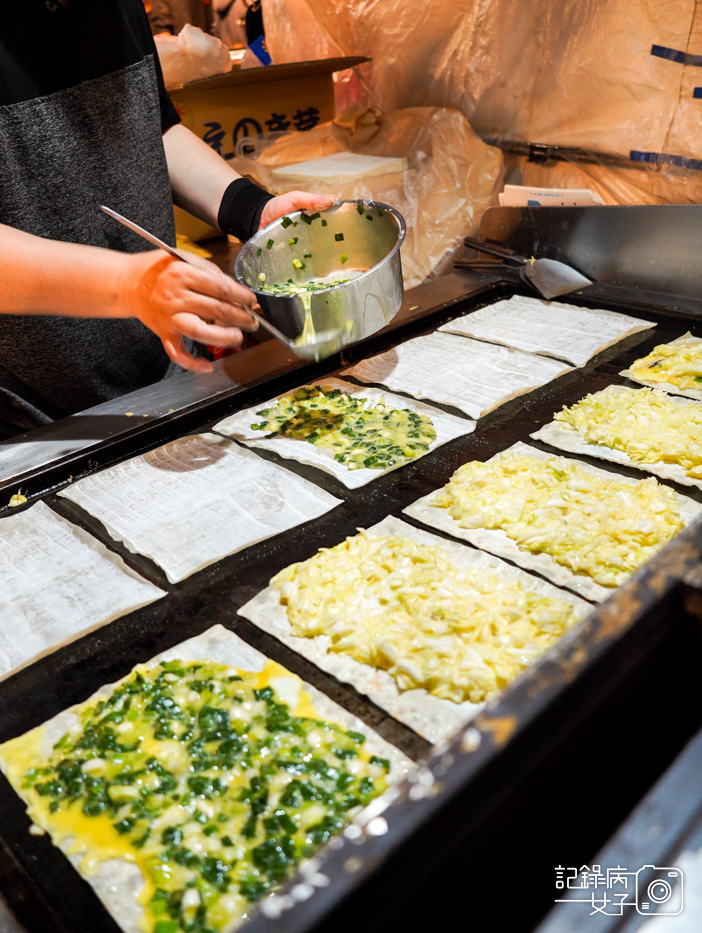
[0, 54, 179, 439]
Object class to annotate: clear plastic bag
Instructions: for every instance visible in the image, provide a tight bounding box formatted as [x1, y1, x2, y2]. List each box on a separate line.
[262, 0, 702, 206]
[155, 24, 232, 89]
[230, 106, 503, 288]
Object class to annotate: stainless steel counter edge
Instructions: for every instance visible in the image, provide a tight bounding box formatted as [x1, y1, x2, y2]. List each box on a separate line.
[0, 272, 498, 490]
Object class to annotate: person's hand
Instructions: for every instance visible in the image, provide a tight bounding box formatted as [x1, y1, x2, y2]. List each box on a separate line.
[121, 249, 258, 373]
[259, 191, 337, 229]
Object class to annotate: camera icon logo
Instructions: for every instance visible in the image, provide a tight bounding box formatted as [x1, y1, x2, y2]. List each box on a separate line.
[635, 866, 684, 915]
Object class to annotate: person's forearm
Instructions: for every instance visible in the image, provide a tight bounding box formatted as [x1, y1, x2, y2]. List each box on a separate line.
[0, 223, 132, 318]
[164, 123, 337, 237]
[0, 220, 259, 372]
[163, 124, 242, 229]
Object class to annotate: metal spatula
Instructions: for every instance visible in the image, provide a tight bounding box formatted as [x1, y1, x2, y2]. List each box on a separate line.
[463, 236, 592, 299]
[100, 206, 345, 360]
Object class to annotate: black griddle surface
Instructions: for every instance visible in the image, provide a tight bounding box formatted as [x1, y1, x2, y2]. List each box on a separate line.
[0, 289, 698, 933]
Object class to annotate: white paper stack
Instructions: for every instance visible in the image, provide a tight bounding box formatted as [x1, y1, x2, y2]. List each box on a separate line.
[270, 152, 408, 182]
[0, 501, 165, 678]
[498, 184, 605, 207]
[343, 330, 572, 420]
[439, 294, 654, 367]
[59, 434, 341, 583]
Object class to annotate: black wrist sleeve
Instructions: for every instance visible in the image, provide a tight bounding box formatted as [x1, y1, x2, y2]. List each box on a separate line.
[217, 178, 275, 242]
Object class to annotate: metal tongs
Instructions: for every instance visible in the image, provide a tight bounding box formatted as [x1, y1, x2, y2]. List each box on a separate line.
[100, 206, 343, 359]
[456, 236, 592, 299]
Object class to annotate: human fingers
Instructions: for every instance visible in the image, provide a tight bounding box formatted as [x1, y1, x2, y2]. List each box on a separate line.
[259, 191, 337, 228]
[155, 261, 258, 330]
[170, 312, 244, 348]
[174, 260, 256, 311]
[174, 291, 258, 332]
[161, 335, 214, 373]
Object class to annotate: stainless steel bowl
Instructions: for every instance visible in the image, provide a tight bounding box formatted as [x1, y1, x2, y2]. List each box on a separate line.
[234, 199, 406, 359]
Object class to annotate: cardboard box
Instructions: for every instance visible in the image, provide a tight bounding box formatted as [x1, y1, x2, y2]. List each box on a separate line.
[169, 56, 368, 242]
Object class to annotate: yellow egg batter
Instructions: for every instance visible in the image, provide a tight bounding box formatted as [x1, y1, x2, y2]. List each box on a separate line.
[0, 660, 388, 933]
[251, 385, 436, 471]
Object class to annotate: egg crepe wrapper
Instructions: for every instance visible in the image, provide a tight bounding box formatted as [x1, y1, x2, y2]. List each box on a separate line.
[439, 294, 654, 367]
[212, 377, 475, 490]
[342, 330, 573, 420]
[0, 500, 165, 680]
[620, 332, 702, 401]
[238, 516, 591, 744]
[532, 386, 702, 491]
[0, 625, 411, 933]
[58, 434, 341, 584]
[403, 441, 702, 602]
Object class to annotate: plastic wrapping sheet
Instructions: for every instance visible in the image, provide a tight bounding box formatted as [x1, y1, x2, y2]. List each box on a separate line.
[231, 106, 503, 288]
[155, 25, 232, 88]
[263, 0, 702, 204]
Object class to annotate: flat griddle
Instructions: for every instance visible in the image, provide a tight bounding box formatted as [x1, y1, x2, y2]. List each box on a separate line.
[3, 208, 702, 933]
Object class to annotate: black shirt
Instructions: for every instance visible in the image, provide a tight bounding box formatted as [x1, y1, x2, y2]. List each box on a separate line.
[0, 0, 179, 132]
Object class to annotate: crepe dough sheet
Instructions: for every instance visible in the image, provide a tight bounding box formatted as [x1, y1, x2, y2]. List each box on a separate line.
[59, 433, 341, 584]
[212, 377, 476, 490]
[238, 515, 591, 745]
[620, 331, 702, 401]
[532, 386, 702, 492]
[342, 330, 572, 421]
[0, 624, 411, 933]
[403, 441, 702, 603]
[439, 294, 654, 367]
[0, 500, 165, 680]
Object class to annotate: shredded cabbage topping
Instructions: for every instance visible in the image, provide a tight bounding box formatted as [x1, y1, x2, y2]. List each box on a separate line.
[629, 338, 702, 390]
[554, 386, 702, 478]
[251, 386, 436, 470]
[431, 452, 683, 587]
[273, 532, 580, 704]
